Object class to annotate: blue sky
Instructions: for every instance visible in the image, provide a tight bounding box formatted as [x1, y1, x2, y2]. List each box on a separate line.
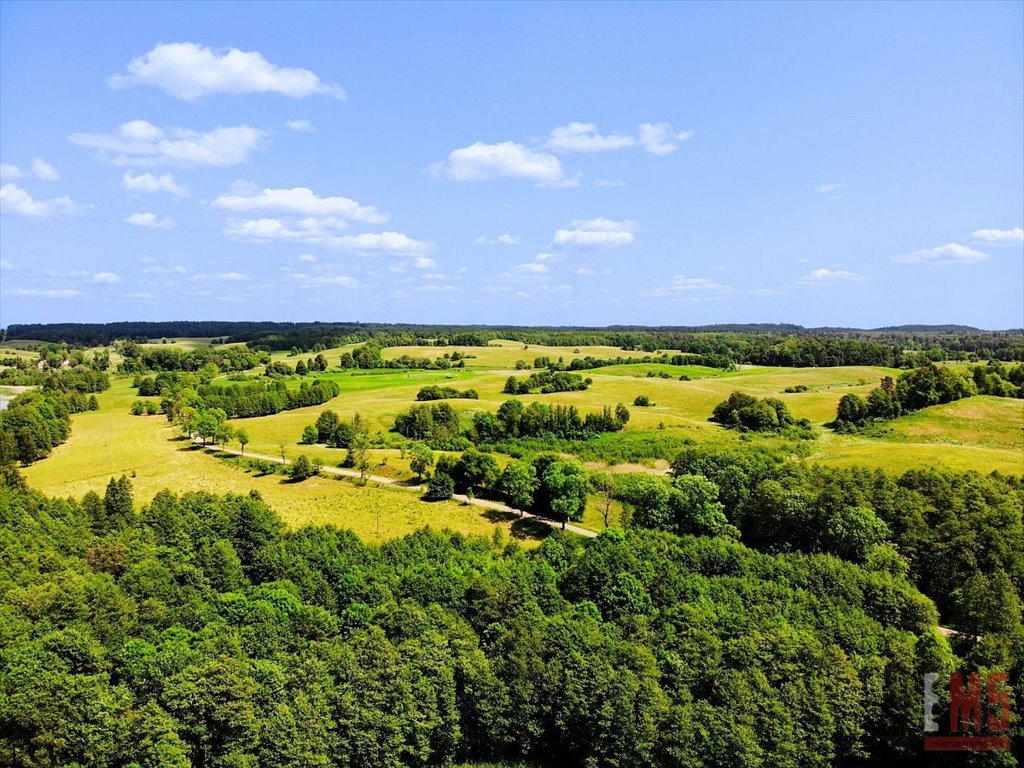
[1, 1, 1021, 328]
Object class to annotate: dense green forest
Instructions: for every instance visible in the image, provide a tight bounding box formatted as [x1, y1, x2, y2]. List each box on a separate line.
[3, 467, 1018, 768]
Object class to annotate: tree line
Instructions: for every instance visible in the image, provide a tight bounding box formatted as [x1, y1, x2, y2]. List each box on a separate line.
[834, 362, 1024, 430]
[503, 370, 590, 394]
[391, 399, 630, 448]
[0, 367, 108, 465]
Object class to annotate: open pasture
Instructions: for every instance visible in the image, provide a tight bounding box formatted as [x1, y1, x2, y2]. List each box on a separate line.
[16, 353, 1024, 545]
[21, 378, 542, 543]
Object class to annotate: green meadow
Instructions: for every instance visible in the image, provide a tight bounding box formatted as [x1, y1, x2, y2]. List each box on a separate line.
[9, 339, 1023, 543]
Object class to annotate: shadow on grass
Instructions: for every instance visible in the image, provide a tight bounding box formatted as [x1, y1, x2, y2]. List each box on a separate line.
[481, 509, 554, 540]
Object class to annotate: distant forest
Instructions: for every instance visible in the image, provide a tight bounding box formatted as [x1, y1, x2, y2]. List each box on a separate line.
[4, 321, 1023, 365]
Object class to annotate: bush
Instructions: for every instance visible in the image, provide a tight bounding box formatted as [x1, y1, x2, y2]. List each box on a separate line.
[633, 395, 653, 407]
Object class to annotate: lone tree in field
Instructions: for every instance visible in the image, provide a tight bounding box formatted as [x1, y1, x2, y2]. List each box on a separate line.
[237, 429, 249, 455]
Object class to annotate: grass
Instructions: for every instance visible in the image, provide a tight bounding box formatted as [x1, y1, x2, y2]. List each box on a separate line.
[21, 379, 545, 544]
[16, 350, 1024, 545]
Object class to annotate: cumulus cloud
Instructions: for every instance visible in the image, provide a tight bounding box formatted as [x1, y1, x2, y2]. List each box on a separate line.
[122, 171, 188, 197]
[511, 262, 549, 274]
[412, 256, 438, 269]
[1, 158, 60, 181]
[30, 158, 60, 181]
[8, 288, 83, 299]
[223, 217, 434, 256]
[553, 217, 637, 249]
[432, 141, 569, 185]
[814, 182, 842, 195]
[891, 243, 990, 265]
[298, 253, 317, 262]
[286, 272, 358, 288]
[88, 272, 122, 284]
[285, 119, 315, 132]
[212, 185, 387, 223]
[668, 275, 732, 292]
[69, 120, 268, 167]
[797, 268, 865, 285]
[125, 211, 175, 229]
[638, 123, 693, 155]
[0, 183, 81, 217]
[141, 262, 187, 275]
[191, 272, 249, 282]
[545, 122, 635, 153]
[109, 42, 345, 100]
[474, 233, 520, 245]
[968, 227, 1023, 245]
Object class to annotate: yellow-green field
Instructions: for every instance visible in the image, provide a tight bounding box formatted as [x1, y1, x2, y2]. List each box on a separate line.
[12, 342, 1024, 543]
[21, 379, 543, 543]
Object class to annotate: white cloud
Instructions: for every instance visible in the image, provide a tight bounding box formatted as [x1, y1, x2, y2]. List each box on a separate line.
[1, 159, 60, 181]
[285, 270, 358, 288]
[553, 217, 637, 248]
[124, 291, 157, 301]
[0, 183, 80, 217]
[797, 268, 865, 285]
[574, 267, 612, 276]
[141, 262, 187, 275]
[122, 171, 188, 197]
[638, 123, 693, 155]
[109, 42, 345, 100]
[125, 211, 175, 229]
[891, 243, 990, 265]
[191, 272, 249, 282]
[0, 259, 12, 270]
[223, 217, 434, 256]
[412, 256, 438, 269]
[285, 119, 315, 132]
[8, 288, 82, 299]
[416, 284, 462, 293]
[69, 121, 268, 167]
[474, 233, 520, 245]
[88, 272, 121, 284]
[668, 275, 732, 292]
[30, 158, 60, 181]
[594, 178, 626, 188]
[545, 122, 635, 153]
[512, 262, 549, 274]
[814, 182, 842, 195]
[968, 227, 1023, 245]
[432, 141, 567, 185]
[298, 253, 317, 262]
[212, 185, 387, 223]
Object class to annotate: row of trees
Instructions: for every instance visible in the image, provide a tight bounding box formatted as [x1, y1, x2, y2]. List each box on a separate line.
[195, 379, 340, 419]
[415, 385, 479, 401]
[503, 370, 591, 394]
[391, 399, 631, 448]
[117, 341, 269, 374]
[2, 471, 989, 767]
[0, 367, 107, 465]
[833, 362, 1022, 430]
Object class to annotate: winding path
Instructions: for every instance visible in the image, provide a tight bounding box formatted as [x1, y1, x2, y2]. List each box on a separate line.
[192, 439, 599, 538]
